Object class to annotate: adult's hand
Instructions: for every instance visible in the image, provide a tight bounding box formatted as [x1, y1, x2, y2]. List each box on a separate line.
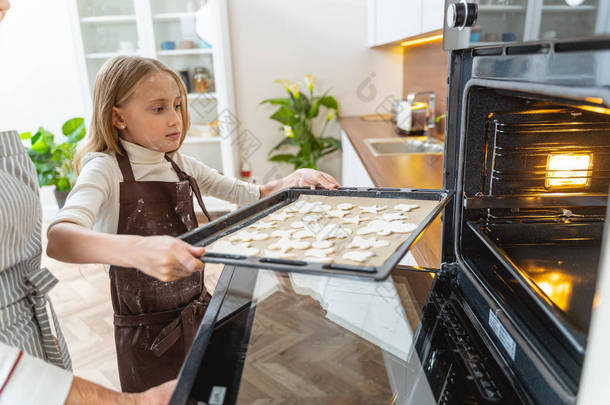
[134, 379, 177, 405]
[0, 0, 10, 23]
[65, 377, 176, 405]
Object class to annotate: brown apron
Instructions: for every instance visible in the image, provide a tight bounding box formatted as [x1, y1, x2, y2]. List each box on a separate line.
[110, 148, 213, 393]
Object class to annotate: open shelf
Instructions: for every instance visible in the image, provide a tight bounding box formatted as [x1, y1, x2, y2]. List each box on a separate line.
[80, 15, 136, 24]
[86, 52, 137, 59]
[188, 92, 216, 100]
[152, 12, 198, 21]
[183, 137, 222, 144]
[157, 48, 213, 56]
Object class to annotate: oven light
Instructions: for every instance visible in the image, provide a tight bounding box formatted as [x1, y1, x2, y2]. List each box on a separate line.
[533, 272, 572, 312]
[546, 154, 592, 188]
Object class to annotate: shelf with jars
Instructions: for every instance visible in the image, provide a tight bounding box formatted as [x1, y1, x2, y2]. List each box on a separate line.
[69, 0, 238, 179]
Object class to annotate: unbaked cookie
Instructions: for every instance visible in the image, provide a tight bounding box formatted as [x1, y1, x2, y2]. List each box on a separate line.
[290, 221, 307, 229]
[312, 240, 334, 249]
[313, 223, 352, 240]
[250, 220, 277, 230]
[270, 229, 296, 238]
[348, 236, 390, 249]
[289, 200, 331, 214]
[268, 211, 294, 221]
[208, 240, 259, 256]
[337, 203, 355, 210]
[382, 212, 408, 222]
[268, 238, 311, 252]
[340, 215, 368, 225]
[357, 219, 418, 236]
[327, 209, 349, 218]
[302, 214, 322, 223]
[394, 203, 419, 212]
[229, 230, 269, 242]
[359, 205, 386, 214]
[304, 247, 336, 258]
[343, 250, 376, 263]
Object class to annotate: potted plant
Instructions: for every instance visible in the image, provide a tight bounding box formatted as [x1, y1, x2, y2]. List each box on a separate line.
[20, 117, 86, 208]
[262, 75, 341, 170]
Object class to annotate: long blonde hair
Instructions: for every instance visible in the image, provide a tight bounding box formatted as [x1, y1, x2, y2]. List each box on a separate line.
[74, 56, 190, 172]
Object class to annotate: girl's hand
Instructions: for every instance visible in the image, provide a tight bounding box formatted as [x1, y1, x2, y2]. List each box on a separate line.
[260, 168, 340, 198]
[128, 236, 205, 282]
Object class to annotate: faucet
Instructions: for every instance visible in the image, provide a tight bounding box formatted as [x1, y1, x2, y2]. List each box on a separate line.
[408, 91, 436, 143]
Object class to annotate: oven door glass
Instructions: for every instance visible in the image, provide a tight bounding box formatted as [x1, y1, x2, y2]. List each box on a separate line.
[171, 266, 439, 405]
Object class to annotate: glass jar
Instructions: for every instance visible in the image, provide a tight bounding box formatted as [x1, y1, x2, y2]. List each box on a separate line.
[193, 67, 210, 93]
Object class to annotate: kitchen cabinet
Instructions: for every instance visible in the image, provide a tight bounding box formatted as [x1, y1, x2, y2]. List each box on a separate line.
[68, 0, 238, 178]
[367, 0, 443, 47]
[421, 0, 444, 34]
[341, 130, 375, 187]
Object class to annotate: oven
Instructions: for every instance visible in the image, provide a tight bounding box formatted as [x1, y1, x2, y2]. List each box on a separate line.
[168, 2, 610, 404]
[410, 1, 610, 404]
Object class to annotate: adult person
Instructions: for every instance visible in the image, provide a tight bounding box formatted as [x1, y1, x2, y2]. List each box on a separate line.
[0, 1, 174, 403]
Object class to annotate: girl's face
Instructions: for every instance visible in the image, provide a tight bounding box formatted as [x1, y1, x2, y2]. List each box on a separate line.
[113, 72, 183, 152]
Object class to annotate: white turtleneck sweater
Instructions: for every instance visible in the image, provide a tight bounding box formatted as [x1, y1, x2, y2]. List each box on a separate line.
[50, 139, 260, 235]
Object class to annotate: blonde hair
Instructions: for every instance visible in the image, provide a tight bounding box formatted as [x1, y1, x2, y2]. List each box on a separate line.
[74, 55, 190, 172]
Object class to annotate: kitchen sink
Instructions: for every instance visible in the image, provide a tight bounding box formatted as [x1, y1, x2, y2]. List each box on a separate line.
[364, 136, 444, 156]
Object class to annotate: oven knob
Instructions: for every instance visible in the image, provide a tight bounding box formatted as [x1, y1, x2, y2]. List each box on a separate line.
[446, 1, 478, 29]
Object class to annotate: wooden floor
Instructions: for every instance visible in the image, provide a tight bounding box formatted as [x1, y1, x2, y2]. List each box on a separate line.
[41, 224, 121, 391]
[235, 291, 396, 404]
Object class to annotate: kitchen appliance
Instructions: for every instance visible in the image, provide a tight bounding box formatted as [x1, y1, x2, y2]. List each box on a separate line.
[169, 1, 610, 403]
[394, 91, 436, 136]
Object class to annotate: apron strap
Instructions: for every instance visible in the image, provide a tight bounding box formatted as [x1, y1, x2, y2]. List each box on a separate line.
[164, 154, 212, 223]
[115, 146, 136, 182]
[24, 268, 72, 370]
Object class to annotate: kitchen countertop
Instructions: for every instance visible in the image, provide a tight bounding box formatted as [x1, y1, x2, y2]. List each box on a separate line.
[339, 116, 445, 268]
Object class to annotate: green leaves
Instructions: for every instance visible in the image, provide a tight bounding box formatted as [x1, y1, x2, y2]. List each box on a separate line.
[23, 117, 85, 191]
[263, 77, 339, 170]
[270, 106, 298, 126]
[62, 117, 86, 143]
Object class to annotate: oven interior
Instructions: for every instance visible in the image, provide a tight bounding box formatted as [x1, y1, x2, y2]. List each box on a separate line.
[456, 86, 610, 386]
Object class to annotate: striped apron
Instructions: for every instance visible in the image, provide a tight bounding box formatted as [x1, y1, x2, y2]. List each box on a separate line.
[0, 130, 71, 370]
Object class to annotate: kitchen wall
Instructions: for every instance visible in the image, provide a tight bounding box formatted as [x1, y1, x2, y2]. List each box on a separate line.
[227, 0, 403, 183]
[402, 38, 448, 139]
[0, 0, 86, 137]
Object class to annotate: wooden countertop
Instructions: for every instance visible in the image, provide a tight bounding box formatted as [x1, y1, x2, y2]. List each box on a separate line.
[339, 116, 445, 268]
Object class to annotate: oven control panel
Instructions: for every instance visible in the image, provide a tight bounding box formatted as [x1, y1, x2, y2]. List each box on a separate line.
[443, 0, 610, 51]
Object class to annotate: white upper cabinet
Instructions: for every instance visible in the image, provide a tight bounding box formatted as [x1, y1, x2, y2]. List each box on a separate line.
[368, 0, 444, 47]
[421, 0, 445, 33]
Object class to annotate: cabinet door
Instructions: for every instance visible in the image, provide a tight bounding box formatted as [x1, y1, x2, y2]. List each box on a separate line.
[421, 0, 444, 33]
[373, 0, 422, 45]
[341, 131, 375, 188]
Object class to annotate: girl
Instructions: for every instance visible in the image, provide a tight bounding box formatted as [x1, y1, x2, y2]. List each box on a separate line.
[46, 55, 339, 392]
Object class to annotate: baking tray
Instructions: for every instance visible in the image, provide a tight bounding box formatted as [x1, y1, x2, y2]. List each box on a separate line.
[179, 187, 454, 280]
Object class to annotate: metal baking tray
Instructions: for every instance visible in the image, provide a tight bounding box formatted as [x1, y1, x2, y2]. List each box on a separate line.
[179, 187, 454, 280]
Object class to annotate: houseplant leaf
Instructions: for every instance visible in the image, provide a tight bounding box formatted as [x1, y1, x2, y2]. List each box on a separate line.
[270, 106, 298, 126]
[62, 117, 86, 144]
[260, 97, 292, 106]
[269, 153, 297, 163]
